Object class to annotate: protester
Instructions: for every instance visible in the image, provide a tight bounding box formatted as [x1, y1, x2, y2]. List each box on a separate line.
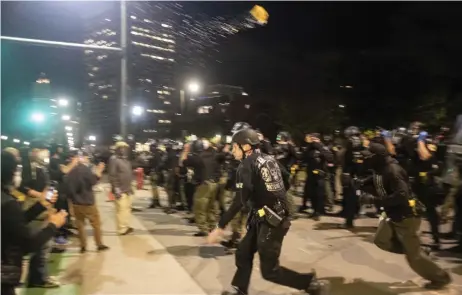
[1, 151, 67, 295]
[66, 151, 109, 253]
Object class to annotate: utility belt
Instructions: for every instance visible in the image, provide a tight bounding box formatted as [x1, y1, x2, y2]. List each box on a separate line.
[382, 199, 425, 222]
[416, 171, 436, 185]
[408, 198, 426, 216]
[254, 202, 287, 228]
[311, 169, 327, 177]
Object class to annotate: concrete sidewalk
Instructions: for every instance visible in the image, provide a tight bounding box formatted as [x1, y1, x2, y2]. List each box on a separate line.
[17, 182, 462, 295]
[18, 185, 207, 295]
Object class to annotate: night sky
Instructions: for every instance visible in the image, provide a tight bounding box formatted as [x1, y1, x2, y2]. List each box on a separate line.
[2, 1, 462, 139]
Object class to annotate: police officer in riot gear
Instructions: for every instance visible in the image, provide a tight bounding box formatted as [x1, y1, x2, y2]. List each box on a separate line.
[361, 143, 452, 290]
[341, 126, 365, 228]
[256, 129, 273, 155]
[207, 127, 330, 295]
[301, 133, 335, 219]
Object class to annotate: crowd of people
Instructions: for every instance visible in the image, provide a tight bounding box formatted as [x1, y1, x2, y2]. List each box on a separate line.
[2, 117, 462, 295]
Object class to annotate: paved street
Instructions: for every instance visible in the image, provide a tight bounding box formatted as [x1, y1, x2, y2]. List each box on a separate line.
[18, 183, 462, 295]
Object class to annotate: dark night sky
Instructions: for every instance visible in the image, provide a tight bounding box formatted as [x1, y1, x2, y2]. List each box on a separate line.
[2, 1, 462, 138]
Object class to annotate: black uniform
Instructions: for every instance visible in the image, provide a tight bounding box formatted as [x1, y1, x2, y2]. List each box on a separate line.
[218, 152, 317, 295]
[341, 131, 366, 227]
[301, 142, 334, 217]
[364, 143, 451, 289]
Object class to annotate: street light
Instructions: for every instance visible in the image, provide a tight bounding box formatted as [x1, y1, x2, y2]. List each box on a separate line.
[88, 135, 96, 141]
[132, 106, 144, 116]
[13, 139, 20, 143]
[58, 99, 68, 106]
[31, 112, 45, 122]
[187, 81, 200, 93]
[1, 135, 7, 140]
[62, 115, 70, 121]
[24, 141, 30, 145]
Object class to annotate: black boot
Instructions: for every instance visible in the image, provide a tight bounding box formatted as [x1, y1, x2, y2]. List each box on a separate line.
[306, 278, 331, 295]
[148, 200, 161, 209]
[221, 286, 247, 295]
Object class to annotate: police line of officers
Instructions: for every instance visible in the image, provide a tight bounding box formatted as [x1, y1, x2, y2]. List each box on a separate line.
[140, 120, 461, 294]
[145, 122, 460, 249]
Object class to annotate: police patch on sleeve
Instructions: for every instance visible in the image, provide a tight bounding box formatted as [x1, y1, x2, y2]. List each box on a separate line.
[256, 155, 285, 192]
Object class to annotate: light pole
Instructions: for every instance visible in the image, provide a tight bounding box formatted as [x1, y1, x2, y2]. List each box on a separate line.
[0, 0, 128, 140]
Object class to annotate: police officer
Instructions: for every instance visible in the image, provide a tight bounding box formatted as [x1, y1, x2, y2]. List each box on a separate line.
[274, 131, 298, 217]
[148, 142, 162, 209]
[180, 139, 222, 236]
[362, 143, 451, 290]
[341, 126, 366, 228]
[207, 127, 329, 295]
[302, 133, 334, 220]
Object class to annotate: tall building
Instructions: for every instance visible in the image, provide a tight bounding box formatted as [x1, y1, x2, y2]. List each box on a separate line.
[83, 3, 267, 143]
[83, 2, 179, 144]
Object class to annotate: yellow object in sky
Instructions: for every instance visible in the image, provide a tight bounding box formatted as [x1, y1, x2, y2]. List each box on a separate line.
[250, 5, 269, 25]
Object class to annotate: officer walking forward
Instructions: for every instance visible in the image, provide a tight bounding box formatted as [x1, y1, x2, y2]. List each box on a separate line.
[207, 126, 330, 295]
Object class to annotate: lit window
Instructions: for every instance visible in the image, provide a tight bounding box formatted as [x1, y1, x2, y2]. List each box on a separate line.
[164, 101, 171, 105]
[131, 41, 175, 52]
[140, 53, 165, 61]
[130, 15, 137, 19]
[130, 27, 175, 44]
[102, 95, 108, 99]
[157, 90, 162, 94]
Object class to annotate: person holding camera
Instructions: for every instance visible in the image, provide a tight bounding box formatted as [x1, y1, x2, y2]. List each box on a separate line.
[1, 150, 68, 295]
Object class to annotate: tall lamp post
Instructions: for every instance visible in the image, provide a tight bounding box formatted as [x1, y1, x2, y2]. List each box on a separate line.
[1, 0, 128, 139]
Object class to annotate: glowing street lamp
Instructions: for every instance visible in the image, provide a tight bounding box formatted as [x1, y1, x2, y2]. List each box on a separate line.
[58, 99, 69, 106]
[31, 112, 45, 122]
[132, 106, 144, 116]
[88, 135, 96, 141]
[187, 81, 200, 93]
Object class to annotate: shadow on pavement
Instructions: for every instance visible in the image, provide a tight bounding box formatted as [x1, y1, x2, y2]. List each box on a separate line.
[147, 244, 230, 258]
[314, 222, 377, 234]
[321, 277, 425, 295]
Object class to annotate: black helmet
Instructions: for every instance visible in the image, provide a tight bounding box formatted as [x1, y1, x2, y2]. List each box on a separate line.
[344, 126, 360, 137]
[276, 131, 291, 142]
[232, 128, 260, 146]
[231, 122, 251, 134]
